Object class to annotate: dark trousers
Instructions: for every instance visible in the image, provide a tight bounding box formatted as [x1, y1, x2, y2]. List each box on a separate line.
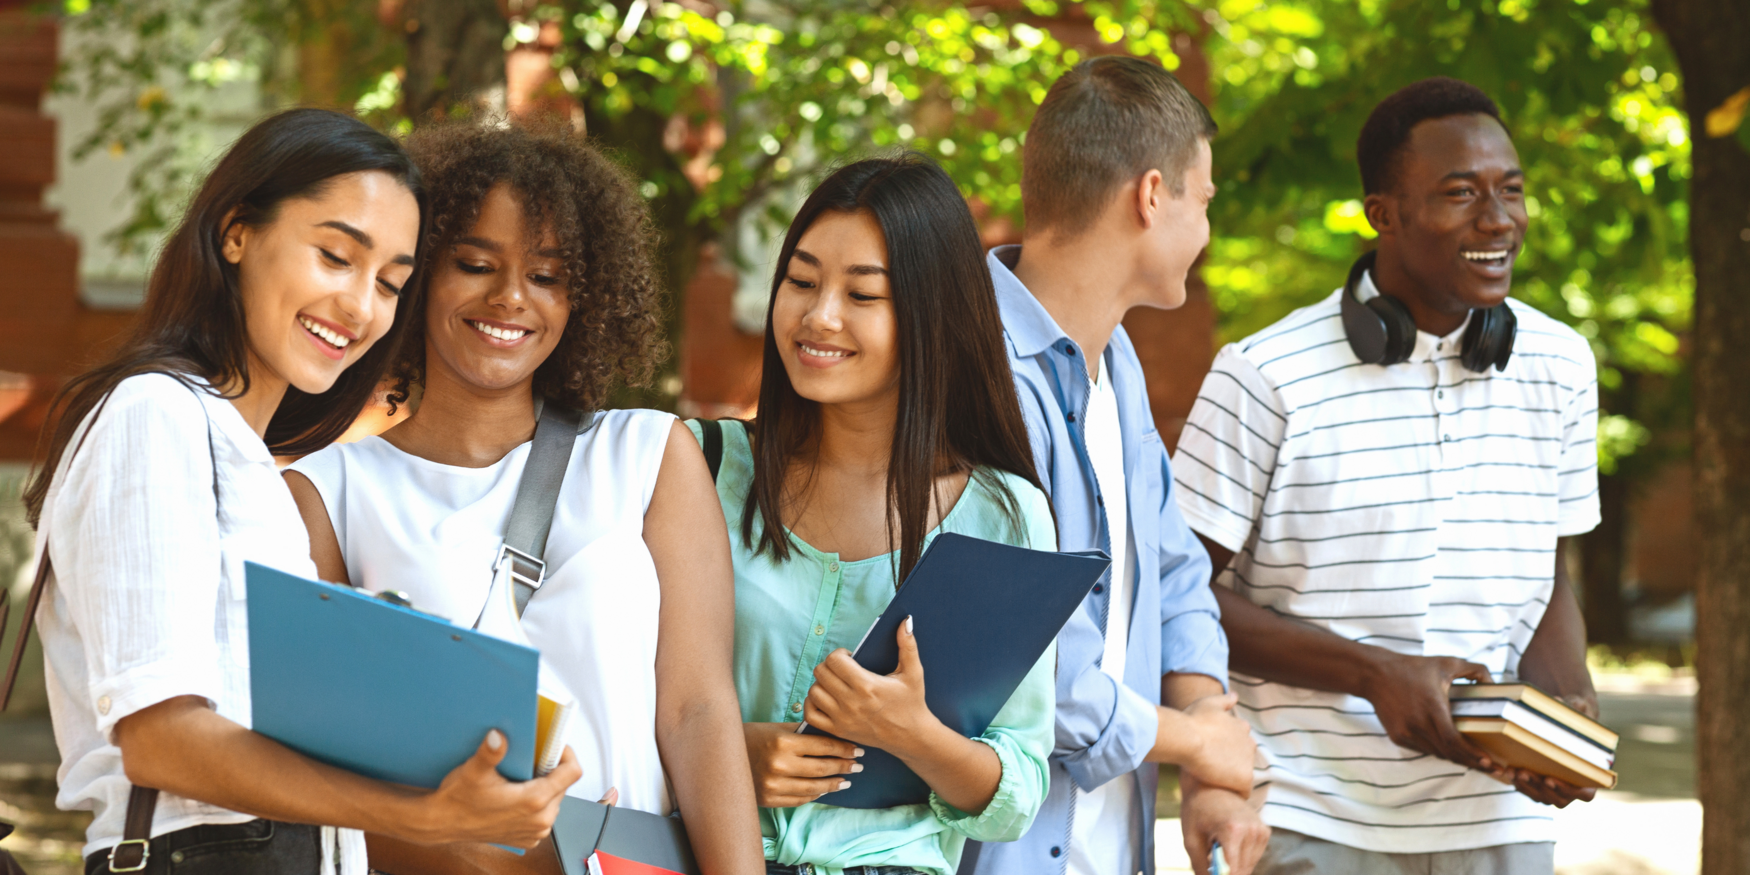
[84, 820, 319, 875]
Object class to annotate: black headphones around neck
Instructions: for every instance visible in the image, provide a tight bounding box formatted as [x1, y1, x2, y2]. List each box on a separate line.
[1339, 250, 1516, 373]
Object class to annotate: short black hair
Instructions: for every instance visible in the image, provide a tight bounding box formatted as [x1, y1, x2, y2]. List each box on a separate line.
[1357, 77, 1504, 195]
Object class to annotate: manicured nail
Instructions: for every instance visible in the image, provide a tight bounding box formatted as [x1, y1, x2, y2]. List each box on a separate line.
[851, 764, 865, 773]
[838, 781, 852, 790]
[854, 747, 865, 757]
[487, 729, 504, 751]
[905, 615, 914, 635]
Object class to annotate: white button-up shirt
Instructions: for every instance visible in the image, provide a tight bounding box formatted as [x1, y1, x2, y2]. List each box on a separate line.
[1174, 277, 1601, 854]
[33, 373, 360, 869]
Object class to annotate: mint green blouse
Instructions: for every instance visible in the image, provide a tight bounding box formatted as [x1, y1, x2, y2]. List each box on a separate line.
[687, 420, 1057, 875]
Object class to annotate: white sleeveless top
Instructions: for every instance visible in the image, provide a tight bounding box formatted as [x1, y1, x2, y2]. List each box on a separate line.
[289, 408, 677, 814]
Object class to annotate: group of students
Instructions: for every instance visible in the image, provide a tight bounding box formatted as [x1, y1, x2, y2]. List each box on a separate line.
[12, 54, 1601, 875]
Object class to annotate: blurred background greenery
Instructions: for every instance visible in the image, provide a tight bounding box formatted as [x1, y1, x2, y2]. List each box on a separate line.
[44, 0, 1704, 650]
[7, 2, 1746, 872]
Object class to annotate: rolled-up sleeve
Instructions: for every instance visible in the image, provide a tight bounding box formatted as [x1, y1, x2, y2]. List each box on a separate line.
[1156, 454, 1227, 687]
[930, 642, 1057, 842]
[52, 377, 225, 739]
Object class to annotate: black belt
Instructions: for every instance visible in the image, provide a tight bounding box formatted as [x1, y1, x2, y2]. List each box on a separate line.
[83, 814, 318, 875]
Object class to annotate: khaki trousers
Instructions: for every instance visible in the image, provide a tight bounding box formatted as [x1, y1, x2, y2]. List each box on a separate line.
[1255, 828, 1555, 875]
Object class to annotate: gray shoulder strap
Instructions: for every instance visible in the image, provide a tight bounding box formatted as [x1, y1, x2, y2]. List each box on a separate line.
[497, 401, 586, 617]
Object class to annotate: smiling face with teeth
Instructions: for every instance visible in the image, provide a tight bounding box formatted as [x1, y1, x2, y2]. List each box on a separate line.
[423, 183, 572, 397]
[1364, 113, 1529, 337]
[221, 169, 418, 399]
[771, 209, 900, 411]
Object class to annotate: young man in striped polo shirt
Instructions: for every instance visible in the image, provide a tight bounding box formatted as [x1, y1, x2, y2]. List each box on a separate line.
[1172, 77, 1601, 874]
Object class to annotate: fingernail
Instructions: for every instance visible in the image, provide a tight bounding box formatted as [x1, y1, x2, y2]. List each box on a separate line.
[905, 615, 914, 635]
[487, 729, 504, 751]
[851, 764, 864, 773]
[838, 781, 852, 790]
[854, 748, 865, 757]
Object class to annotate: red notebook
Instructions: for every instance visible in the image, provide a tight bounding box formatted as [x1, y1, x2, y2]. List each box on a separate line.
[588, 851, 684, 875]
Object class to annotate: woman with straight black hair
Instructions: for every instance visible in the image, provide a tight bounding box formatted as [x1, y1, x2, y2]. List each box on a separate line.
[11, 108, 578, 875]
[689, 153, 1056, 875]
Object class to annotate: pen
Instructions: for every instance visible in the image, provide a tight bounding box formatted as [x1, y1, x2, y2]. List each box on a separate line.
[1209, 840, 1224, 875]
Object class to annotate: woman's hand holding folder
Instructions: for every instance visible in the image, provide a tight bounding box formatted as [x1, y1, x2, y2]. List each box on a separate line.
[801, 617, 1007, 815]
[115, 699, 582, 851]
[420, 730, 585, 847]
[743, 723, 864, 808]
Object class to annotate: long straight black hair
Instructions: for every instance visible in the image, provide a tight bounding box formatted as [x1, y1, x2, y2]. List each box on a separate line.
[24, 108, 425, 526]
[745, 153, 1043, 583]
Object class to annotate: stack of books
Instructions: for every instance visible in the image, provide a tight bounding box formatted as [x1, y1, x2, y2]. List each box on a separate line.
[1449, 683, 1619, 789]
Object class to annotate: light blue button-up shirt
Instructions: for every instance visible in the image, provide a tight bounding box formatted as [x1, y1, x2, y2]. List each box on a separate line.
[965, 246, 1227, 875]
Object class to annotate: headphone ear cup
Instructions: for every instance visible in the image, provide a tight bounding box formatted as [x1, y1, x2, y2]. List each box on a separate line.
[1462, 303, 1518, 372]
[1366, 295, 1418, 365]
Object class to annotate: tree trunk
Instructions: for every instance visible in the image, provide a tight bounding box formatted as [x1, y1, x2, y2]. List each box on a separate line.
[1648, 2, 1750, 873]
[401, 0, 507, 122]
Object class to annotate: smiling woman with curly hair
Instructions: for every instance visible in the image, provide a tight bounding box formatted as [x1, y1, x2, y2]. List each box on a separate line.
[387, 118, 667, 411]
[283, 118, 765, 875]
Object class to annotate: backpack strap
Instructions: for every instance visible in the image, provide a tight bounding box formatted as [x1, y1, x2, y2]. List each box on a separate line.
[698, 419, 724, 484]
[497, 401, 587, 618]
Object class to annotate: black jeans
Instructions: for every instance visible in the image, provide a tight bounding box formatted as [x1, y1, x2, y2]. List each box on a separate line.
[84, 820, 319, 875]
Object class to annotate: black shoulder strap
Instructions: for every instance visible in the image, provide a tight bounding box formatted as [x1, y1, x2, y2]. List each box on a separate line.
[499, 401, 587, 617]
[698, 418, 724, 484]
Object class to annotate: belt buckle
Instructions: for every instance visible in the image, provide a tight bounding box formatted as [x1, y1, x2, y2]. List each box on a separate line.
[107, 838, 150, 872]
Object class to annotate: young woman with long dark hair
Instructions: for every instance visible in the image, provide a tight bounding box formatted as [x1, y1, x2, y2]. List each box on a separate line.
[692, 154, 1056, 875]
[284, 119, 763, 875]
[20, 108, 579, 875]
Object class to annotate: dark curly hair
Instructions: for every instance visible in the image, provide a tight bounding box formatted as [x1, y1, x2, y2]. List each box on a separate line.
[390, 117, 666, 412]
[1358, 77, 1505, 196]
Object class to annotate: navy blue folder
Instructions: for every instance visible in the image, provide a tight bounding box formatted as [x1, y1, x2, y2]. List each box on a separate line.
[803, 533, 1109, 809]
[245, 562, 542, 786]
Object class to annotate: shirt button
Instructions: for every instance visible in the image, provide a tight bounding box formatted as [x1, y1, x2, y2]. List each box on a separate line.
[1067, 413, 1077, 423]
[828, 562, 839, 573]
[814, 624, 825, 636]
[1443, 434, 1453, 443]
[791, 702, 803, 714]
[96, 696, 111, 716]
[1437, 390, 1445, 399]
[171, 851, 185, 864]
[1093, 583, 1104, 594]
[1096, 494, 1104, 507]
[1050, 845, 1063, 857]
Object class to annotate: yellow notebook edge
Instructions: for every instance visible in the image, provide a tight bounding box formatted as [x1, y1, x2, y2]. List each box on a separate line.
[535, 694, 576, 777]
[1456, 718, 1618, 789]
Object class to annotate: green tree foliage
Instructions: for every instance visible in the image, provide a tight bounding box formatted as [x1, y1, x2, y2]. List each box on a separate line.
[1198, 0, 1690, 483]
[54, 0, 1691, 479]
[50, 0, 400, 255]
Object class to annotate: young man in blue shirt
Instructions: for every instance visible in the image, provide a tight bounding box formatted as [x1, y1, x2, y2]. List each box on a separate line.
[964, 57, 1268, 875]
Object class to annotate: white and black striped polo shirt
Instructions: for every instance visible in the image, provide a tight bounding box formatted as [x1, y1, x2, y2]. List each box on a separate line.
[1172, 276, 1600, 854]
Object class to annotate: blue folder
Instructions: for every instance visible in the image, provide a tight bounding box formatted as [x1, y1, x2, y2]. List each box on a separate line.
[245, 562, 542, 786]
[802, 533, 1109, 809]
